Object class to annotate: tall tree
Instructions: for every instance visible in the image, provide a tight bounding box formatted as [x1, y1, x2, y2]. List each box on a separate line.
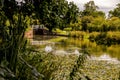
[36, 0, 69, 32]
[81, 16, 93, 31]
[109, 3, 120, 18]
[81, 1, 105, 31]
[81, 1, 99, 16]
[65, 2, 79, 24]
[34, 0, 79, 32]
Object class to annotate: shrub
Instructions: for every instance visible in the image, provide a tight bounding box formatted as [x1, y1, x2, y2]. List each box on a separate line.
[89, 31, 120, 45]
[68, 31, 87, 38]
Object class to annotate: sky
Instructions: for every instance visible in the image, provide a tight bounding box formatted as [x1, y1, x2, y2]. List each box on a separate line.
[67, 0, 120, 15]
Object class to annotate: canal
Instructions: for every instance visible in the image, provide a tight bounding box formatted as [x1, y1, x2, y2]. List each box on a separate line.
[31, 35, 120, 61]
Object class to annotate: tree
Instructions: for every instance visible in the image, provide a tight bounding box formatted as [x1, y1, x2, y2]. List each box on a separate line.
[81, 1, 99, 16]
[80, 1, 105, 32]
[81, 1, 105, 17]
[65, 2, 79, 24]
[34, 0, 79, 32]
[35, 0, 68, 32]
[87, 16, 107, 32]
[61, 1, 79, 30]
[107, 17, 120, 31]
[81, 16, 93, 31]
[109, 3, 120, 18]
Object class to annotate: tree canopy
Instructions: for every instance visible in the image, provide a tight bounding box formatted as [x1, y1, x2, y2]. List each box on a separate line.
[109, 3, 120, 18]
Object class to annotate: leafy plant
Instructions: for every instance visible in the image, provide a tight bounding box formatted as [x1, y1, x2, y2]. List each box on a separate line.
[69, 46, 90, 80]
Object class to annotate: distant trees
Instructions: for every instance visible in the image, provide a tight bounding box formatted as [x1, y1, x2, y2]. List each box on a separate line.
[107, 17, 120, 31]
[1, 0, 120, 33]
[80, 1, 105, 32]
[109, 3, 120, 18]
[81, 1, 98, 17]
[79, 1, 120, 32]
[82, 1, 105, 17]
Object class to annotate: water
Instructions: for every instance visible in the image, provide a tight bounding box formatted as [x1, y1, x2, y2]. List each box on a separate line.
[31, 35, 120, 62]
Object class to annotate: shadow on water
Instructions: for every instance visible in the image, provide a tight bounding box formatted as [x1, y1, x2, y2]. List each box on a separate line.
[33, 35, 58, 40]
[31, 35, 120, 61]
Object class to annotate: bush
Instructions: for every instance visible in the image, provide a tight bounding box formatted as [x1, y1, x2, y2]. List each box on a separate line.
[68, 31, 87, 38]
[89, 31, 120, 45]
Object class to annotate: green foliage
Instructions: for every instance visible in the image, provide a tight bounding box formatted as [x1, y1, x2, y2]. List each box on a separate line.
[1, 0, 120, 80]
[37, 0, 69, 32]
[65, 2, 79, 24]
[53, 28, 67, 35]
[87, 16, 107, 32]
[89, 32, 100, 41]
[109, 3, 120, 18]
[81, 0, 105, 17]
[82, 1, 97, 16]
[89, 32, 120, 46]
[80, 1, 106, 32]
[35, 0, 79, 32]
[64, 27, 72, 31]
[68, 31, 88, 38]
[81, 16, 93, 31]
[0, 12, 29, 79]
[68, 18, 82, 31]
[107, 17, 120, 31]
[0, 1, 41, 80]
[81, 15, 120, 32]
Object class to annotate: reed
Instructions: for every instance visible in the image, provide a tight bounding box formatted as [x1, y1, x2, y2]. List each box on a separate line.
[0, 10, 41, 80]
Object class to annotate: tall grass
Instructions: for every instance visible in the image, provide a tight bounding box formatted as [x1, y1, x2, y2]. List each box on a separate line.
[0, 10, 42, 80]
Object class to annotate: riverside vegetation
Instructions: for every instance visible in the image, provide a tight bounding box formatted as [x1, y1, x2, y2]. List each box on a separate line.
[1, 0, 120, 80]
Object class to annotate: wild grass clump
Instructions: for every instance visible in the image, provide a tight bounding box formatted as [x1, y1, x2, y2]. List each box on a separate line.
[0, 10, 42, 80]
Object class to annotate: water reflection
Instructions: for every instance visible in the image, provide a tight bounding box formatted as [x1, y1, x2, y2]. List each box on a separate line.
[32, 35, 120, 60]
[45, 45, 53, 53]
[90, 54, 120, 64]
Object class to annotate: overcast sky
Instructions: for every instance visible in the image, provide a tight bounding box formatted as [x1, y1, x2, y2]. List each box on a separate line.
[67, 0, 120, 15]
